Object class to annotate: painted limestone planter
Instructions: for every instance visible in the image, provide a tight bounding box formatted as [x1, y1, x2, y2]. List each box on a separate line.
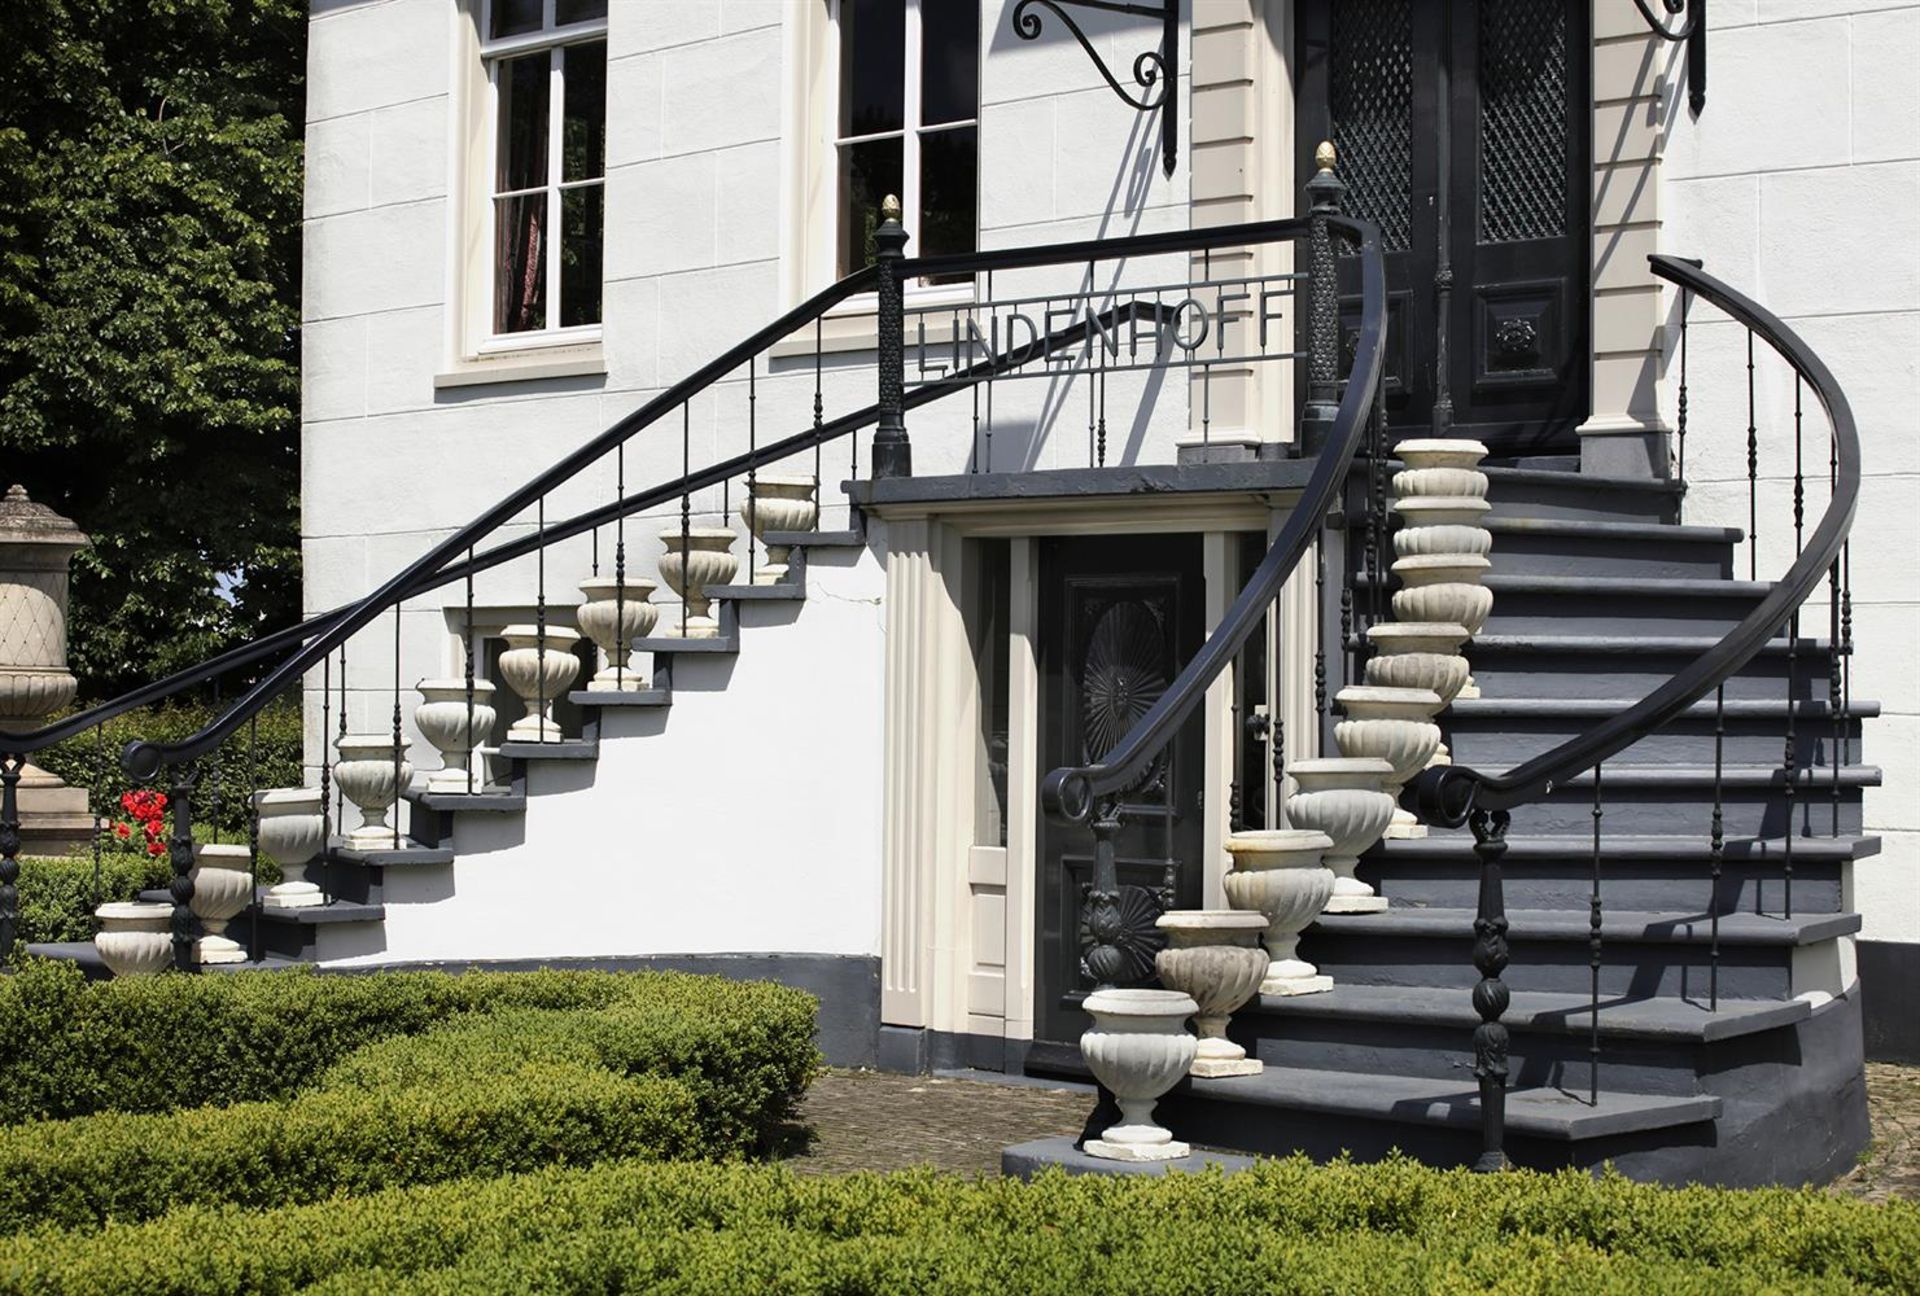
[657, 529, 738, 638]
[1220, 829, 1338, 996]
[737, 476, 818, 582]
[1334, 685, 1444, 839]
[1392, 554, 1493, 635]
[1396, 437, 1489, 472]
[190, 843, 255, 964]
[1078, 988, 1199, 1162]
[1285, 757, 1397, 914]
[92, 901, 173, 977]
[415, 679, 497, 792]
[1391, 495, 1491, 533]
[1365, 650, 1470, 707]
[255, 787, 326, 910]
[577, 577, 658, 691]
[333, 734, 412, 849]
[1153, 910, 1270, 1078]
[498, 625, 581, 742]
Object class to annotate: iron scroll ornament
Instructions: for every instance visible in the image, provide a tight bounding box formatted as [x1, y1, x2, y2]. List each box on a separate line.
[1630, 0, 1706, 114]
[1011, 0, 1179, 178]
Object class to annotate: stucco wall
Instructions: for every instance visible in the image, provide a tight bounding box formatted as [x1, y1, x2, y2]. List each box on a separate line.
[1656, 2, 1919, 946]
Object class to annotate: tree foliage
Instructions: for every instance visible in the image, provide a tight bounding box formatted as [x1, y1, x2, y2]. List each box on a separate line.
[0, 0, 305, 698]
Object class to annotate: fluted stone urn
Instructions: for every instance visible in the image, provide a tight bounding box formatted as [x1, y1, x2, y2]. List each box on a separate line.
[415, 679, 497, 790]
[255, 787, 326, 910]
[333, 734, 411, 848]
[0, 485, 92, 853]
[1221, 828, 1338, 996]
[1392, 555, 1493, 634]
[498, 625, 581, 742]
[92, 901, 173, 977]
[190, 843, 255, 964]
[1285, 757, 1397, 914]
[1079, 988, 1199, 1162]
[657, 529, 738, 638]
[1334, 685, 1444, 839]
[737, 476, 818, 582]
[577, 577, 657, 691]
[1365, 623, 1473, 759]
[1392, 495, 1490, 533]
[1154, 910, 1270, 1078]
[1396, 438, 1489, 473]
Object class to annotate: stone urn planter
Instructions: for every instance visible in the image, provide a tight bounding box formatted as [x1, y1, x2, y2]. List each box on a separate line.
[1365, 650, 1470, 706]
[1221, 828, 1338, 996]
[1392, 554, 1493, 635]
[1334, 685, 1444, 839]
[497, 625, 581, 742]
[333, 734, 411, 848]
[737, 476, 818, 582]
[1391, 495, 1491, 532]
[93, 901, 173, 977]
[1153, 910, 1271, 1077]
[1285, 757, 1397, 913]
[657, 529, 738, 638]
[189, 843, 255, 964]
[1078, 988, 1199, 1162]
[415, 679, 497, 790]
[255, 787, 326, 910]
[1394, 522, 1492, 558]
[1395, 438, 1489, 472]
[577, 577, 658, 691]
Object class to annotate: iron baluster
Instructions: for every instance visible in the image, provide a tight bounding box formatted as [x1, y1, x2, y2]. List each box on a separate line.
[335, 644, 348, 866]
[870, 195, 912, 479]
[92, 725, 106, 926]
[247, 711, 261, 964]
[1368, 378, 1387, 633]
[207, 678, 223, 843]
[590, 524, 599, 578]
[1589, 763, 1604, 1107]
[983, 270, 995, 475]
[166, 761, 199, 973]
[1829, 554, 1842, 837]
[1676, 287, 1690, 485]
[681, 405, 692, 638]
[747, 359, 758, 585]
[0, 755, 20, 963]
[391, 602, 403, 847]
[1841, 544, 1853, 768]
[1710, 684, 1725, 1011]
[1785, 376, 1803, 912]
[320, 651, 334, 899]
[464, 546, 476, 793]
[1303, 142, 1345, 452]
[1746, 330, 1758, 580]
[1201, 249, 1213, 447]
[614, 448, 626, 691]
[1271, 714, 1286, 823]
[1314, 535, 1328, 721]
[1097, 364, 1109, 469]
[1468, 807, 1512, 1172]
[1339, 582, 1354, 690]
[813, 315, 824, 498]
[536, 495, 548, 744]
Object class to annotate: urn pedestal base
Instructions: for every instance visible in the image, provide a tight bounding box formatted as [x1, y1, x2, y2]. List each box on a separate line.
[1323, 894, 1389, 914]
[1263, 972, 1335, 996]
[1189, 1056, 1264, 1078]
[14, 782, 92, 855]
[1085, 1133, 1192, 1162]
[263, 881, 324, 910]
[1384, 814, 1428, 839]
[195, 931, 247, 964]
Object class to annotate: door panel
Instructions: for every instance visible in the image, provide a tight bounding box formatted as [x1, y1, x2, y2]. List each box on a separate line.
[1299, 0, 1590, 452]
[1033, 535, 1205, 1046]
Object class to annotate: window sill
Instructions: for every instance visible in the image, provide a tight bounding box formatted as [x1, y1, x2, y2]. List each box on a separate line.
[767, 286, 975, 360]
[434, 342, 606, 390]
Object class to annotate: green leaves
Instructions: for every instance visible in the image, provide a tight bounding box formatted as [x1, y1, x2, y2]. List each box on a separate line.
[0, 0, 305, 695]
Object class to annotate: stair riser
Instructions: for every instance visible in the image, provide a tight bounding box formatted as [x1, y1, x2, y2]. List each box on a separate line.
[1299, 934, 1795, 1000]
[1478, 594, 1764, 638]
[1485, 539, 1733, 581]
[1482, 488, 1680, 525]
[1463, 655, 1842, 702]
[1444, 720, 1860, 768]
[1360, 862, 1842, 914]
[226, 913, 316, 961]
[1494, 791, 1862, 838]
[1233, 1017, 1706, 1096]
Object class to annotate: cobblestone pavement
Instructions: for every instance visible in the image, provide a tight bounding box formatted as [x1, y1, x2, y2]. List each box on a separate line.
[787, 1064, 1920, 1197]
[1833, 1063, 1920, 1203]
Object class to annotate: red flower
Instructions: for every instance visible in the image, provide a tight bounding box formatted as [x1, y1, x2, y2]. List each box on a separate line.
[113, 821, 132, 840]
[143, 819, 164, 839]
[146, 840, 165, 857]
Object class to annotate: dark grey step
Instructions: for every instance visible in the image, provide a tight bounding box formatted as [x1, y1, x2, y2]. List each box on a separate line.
[1466, 764, 1878, 837]
[1462, 634, 1845, 702]
[707, 582, 804, 601]
[765, 528, 864, 548]
[1302, 908, 1857, 1001]
[1359, 832, 1877, 914]
[328, 840, 456, 866]
[405, 788, 527, 815]
[22, 941, 306, 977]
[566, 688, 672, 707]
[1478, 466, 1685, 524]
[496, 738, 600, 762]
[630, 633, 738, 654]
[1469, 575, 1771, 637]
[1481, 517, 1738, 581]
[1441, 697, 1873, 768]
[249, 888, 385, 924]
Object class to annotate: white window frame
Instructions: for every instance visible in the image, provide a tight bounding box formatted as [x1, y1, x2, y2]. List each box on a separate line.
[477, 0, 608, 354]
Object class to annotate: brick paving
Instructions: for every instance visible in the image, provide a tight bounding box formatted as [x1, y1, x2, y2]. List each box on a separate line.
[785, 1064, 1920, 1197]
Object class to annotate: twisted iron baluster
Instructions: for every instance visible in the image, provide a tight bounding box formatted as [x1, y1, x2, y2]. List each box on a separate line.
[1314, 535, 1328, 722]
[983, 270, 994, 475]
[247, 711, 260, 964]
[682, 405, 692, 638]
[813, 315, 824, 498]
[0, 755, 20, 963]
[614, 447, 626, 691]
[166, 761, 199, 973]
[1785, 376, 1803, 913]
[1710, 684, 1725, 1011]
[320, 651, 334, 900]
[1746, 330, 1758, 580]
[1097, 363, 1108, 469]
[1469, 807, 1512, 1172]
[1590, 763, 1604, 1107]
[536, 495, 548, 744]
[746, 359, 758, 586]
[335, 644, 348, 850]
[464, 545, 476, 793]
[1676, 288, 1690, 485]
[1271, 714, 1285, 825]
[391, 602, 403, 847]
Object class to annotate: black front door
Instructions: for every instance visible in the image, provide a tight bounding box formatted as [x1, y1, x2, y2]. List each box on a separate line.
[1298, 0, 1591, 453]
[1033, 534, 1206, 1046]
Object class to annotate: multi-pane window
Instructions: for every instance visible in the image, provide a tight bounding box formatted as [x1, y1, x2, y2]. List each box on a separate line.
[834, 0, 979, 280]
[484, 0, 607, 337]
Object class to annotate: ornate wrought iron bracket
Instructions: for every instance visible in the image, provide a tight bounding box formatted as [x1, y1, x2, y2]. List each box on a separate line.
[1011, 0, 1179, 178]
[1632, 0, 1707, 114]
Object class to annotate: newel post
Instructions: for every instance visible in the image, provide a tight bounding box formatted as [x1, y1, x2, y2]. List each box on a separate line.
[1469, 806, 1512, 1171]
[870, 194, 913, 480]
[1301, 141, 1347, 455]
[166, 763, 200, 973]
[1081, 798, 1126, 990]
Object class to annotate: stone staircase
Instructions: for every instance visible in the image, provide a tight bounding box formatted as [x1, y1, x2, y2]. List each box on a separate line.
[1151, 463, 1877, 1187]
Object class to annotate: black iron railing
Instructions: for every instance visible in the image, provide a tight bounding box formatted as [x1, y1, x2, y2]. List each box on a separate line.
[1405, 252, 1861, 1169]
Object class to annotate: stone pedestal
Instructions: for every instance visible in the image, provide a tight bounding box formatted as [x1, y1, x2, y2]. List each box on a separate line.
[1220, 828, 1338, 997]
[1079, 988, 1199, 1162]
[0, 486, 92, 854]
[1154, 910, 1270, 1078]
[1286, 758, 1396, 913]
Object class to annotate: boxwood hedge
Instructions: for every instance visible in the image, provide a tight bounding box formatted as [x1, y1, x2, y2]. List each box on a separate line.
[0, 961, 818, 1129]
[1, 1156, 1913, 1294]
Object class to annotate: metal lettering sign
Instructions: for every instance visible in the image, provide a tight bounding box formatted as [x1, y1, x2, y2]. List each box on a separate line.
[906, 270, 1304, 387]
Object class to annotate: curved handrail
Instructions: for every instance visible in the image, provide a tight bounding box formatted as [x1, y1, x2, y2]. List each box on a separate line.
[1409, 253, 1860, 824]
[1041, 214, 1387, 823]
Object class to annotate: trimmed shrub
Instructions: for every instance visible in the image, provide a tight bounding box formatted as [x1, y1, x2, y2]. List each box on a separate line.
[1, 1157, 1914, 1294]
[0, 1063, 704, 1233]
[0, 961, 818, 1127]
[11, 855, 175, 946]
